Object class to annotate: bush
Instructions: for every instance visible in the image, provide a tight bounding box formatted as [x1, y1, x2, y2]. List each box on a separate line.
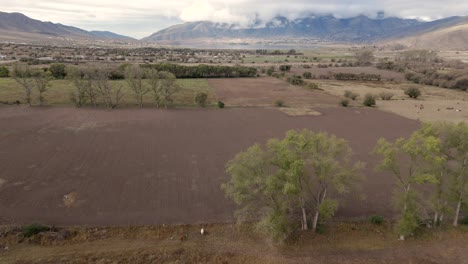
[195, 92, 208, 107]
[274, 99, 285, 107]
[363, 94, 377, 107]
[48, 63, 67, 79]
[460, 216, 468, 225]
[370, 215, 384, 225]
[279, 65, 292, 72]
[404, 86, 421, 99]
[303, 72, 312, 79]
[22, 224, 50, 237]
[287, 75, 304, 85]
[307, 83, 319, 90]
[344, 90, 359, 100]
[340, 99, 349, 107]
[217, 101, 225, 108]
[0, 66, 9, 77]
[379, 92, 394, 100]
[266, 67, 274, 76]
[315, 224, 326, 234]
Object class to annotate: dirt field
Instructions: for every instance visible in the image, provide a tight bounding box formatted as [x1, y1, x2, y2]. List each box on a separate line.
[0, 106, 418, 226]
[209, 77, 339, 108]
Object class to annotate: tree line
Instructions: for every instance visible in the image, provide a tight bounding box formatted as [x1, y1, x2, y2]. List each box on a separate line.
[143, 63, 257, 78]
[11, 63, 182, 109]
[223, 124, 468, 242]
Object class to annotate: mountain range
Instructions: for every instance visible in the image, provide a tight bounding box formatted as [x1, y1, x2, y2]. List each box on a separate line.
[0, 11, 135, 43]
[1, 11, 468, 49]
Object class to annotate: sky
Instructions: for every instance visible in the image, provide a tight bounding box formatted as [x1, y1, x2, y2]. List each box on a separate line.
[1, 0, 468, 39]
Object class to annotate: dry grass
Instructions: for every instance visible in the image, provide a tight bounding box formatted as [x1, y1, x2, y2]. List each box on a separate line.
[1, 223, 467, 263]
[315, 79, 468, 122]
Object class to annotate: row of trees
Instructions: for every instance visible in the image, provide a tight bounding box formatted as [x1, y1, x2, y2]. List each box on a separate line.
[143, 63, 257, 78]
[334, 72, 381, 81]
[11, 63, 181, 109]
[223, 124, 468, 242]
[376, 50, 467, 91]
[68, 65, 180, 108]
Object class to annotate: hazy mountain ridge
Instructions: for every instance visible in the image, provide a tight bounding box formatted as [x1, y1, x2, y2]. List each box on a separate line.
[1, 11, 468, 49]
[142, 15, 427, 42]
[0, 11, 134, 42]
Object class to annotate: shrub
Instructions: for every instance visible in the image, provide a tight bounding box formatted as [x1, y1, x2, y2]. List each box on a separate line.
[404, 86, 421, 99]
[266, 67, 274, 76]
[363, 94, 376, 107]
[315, 224, 326, 234]
[287, 75, 304, 85]
[0, 66, 9, 77]
[340, 99, 349, 107]
[279, 65, 292, 72]
[307, 83, 319, 90]
[303, 72, 312, 79]
[274, 99, 285, 107]
[48, 63, 67, 79]
[195, 92, 208, 107]
[460, 216, 468, 225]
[22, 224, 50, 237]
[217, 101, 225, 108]
[344, 90, 359, 100]
[370, 215, 384, 225]
[379, 92, 394, 100]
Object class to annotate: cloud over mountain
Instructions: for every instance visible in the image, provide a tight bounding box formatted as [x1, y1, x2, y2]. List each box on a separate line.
[2, 0, 468, 38]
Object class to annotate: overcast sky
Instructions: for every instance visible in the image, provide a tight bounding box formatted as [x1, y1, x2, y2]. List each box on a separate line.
[1, 0, 468, 39]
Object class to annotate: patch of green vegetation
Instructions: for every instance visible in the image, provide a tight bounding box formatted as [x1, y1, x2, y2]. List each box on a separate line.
[22, 224, 50, 237]
[370, 215, 385, 225]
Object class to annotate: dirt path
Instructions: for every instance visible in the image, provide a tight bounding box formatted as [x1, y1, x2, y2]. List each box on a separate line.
[1, 224, 467, 263]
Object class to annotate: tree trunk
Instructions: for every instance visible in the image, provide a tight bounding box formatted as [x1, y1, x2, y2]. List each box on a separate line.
[312, 210, 319, 232]
[301, 206, 308, 230]
[433, 212, 438, 227]
[453, 196, 462, 227]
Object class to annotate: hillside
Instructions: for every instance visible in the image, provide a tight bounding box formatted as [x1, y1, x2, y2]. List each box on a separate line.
[0, 11, 133, 43]
[385, 17, 468, 50]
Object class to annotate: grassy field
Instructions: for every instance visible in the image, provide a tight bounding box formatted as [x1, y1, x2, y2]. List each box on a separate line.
[0, 78, 216, 107]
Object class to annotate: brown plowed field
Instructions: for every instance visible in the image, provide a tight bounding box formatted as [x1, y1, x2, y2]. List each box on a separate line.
[209, 77, 340, 107]
[0, 106, 418, 225]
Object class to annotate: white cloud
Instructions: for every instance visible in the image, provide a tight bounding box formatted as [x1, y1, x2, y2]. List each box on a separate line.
[0, 0, 468, 38]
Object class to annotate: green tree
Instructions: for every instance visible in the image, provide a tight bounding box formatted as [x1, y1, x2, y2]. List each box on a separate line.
[48, 63, 67, 79]
[223, 130, 363, 241]
[223, 144, 293, 242]
[270, 130, 363, 231]
[423, 122, 468, 226]
[374, 130, 443, 240]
